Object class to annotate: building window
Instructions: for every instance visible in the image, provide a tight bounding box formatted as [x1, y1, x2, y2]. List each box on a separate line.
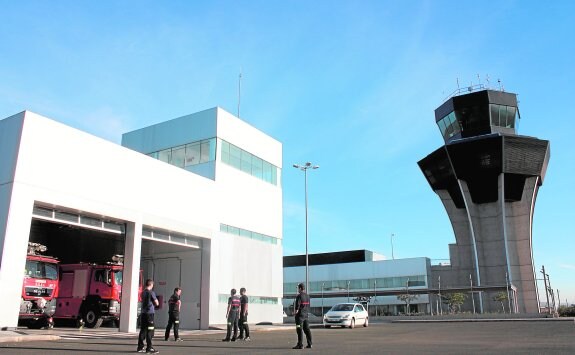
[218, 139, 280, 186]
[284, 275, 428, 294]
[220, 223, 279, 245]
[147, 138, 216, 169]
[219, 294, 278, 304]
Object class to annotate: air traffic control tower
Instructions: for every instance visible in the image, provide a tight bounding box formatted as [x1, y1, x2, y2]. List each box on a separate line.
[418, 87, 550, 313]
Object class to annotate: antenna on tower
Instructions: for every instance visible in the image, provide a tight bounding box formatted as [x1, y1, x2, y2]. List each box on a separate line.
[486, 74, 490, 89]
[238, 68, 242, 118]
[477, 74, 481, 85]
[456, 77, 460, 90]
[498, 78, 502, 91]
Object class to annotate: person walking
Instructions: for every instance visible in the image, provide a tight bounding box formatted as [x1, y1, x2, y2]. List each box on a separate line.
[138, 279, 160, 354]
[164, 287, 183, 342]
[222, 288, 241, 342]
[293, 283, 312, 349]
[238, 287, 250, 341]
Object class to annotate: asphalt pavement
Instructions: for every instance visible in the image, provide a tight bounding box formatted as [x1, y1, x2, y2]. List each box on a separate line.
[1, 318, 574, 354]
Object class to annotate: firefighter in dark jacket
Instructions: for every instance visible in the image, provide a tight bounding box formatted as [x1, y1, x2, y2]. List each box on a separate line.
[293, 283, 312, 349]
[222, 288, 241, 342]
[137, 279, 160, 354]
[164, 287, 183, 341]
[238, 287, 250, 341]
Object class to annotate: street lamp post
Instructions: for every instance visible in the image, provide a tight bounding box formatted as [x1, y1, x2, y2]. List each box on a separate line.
[347, 280, 351, 302]
[321, 282, 325, 316]
[293, 162, 319, 293]
[391, 233, 395, 260]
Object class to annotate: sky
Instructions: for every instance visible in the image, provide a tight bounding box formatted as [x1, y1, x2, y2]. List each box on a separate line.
[1, 1, 574, 305]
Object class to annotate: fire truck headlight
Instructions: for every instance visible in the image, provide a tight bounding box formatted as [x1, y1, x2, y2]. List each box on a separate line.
[109, 300, 120, 313]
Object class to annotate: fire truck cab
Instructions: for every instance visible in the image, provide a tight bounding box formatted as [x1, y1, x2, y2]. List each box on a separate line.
[19, 243, 60, 329]
[54, 256, 142, 328]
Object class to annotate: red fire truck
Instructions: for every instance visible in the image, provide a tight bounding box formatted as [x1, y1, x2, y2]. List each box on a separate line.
[53, 256, 142, 328]
[19, 243, 60, 329]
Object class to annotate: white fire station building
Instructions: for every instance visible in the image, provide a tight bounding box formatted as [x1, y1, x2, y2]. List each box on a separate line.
[0, 108, 283, 332]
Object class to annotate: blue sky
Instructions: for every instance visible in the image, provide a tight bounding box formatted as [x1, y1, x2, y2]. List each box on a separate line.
[1, 1, 574, 304]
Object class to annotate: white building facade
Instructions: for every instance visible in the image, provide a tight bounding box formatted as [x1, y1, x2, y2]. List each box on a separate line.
[283, 251, 432, 316]
[0, 108, 283, 332]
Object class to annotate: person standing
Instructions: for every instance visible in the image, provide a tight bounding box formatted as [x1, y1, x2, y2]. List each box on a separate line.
[238, 287, 250, 341]
[138, 279, 160, 354]
[222, 288, 241, 342]
[164, 287, 183, 342]
[293, 283, 312, 349]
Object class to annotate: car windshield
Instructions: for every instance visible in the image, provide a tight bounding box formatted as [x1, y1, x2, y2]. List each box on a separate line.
[332, 304, 354, 312]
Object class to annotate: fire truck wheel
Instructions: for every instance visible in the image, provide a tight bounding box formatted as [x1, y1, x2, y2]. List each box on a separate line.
[84, 307, 103, 328]
[26, 320, 43, 329]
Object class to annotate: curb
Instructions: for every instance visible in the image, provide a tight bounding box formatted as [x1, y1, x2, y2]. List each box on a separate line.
[0, 334, 61, 343]
[391, 317, 575, 323]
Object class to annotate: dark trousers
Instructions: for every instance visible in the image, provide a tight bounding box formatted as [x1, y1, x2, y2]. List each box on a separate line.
[225, 310, 239, 340]
[295, 317, 312, 346]
[138, 313, 155, 351]
[164, 312, 180, 340]
[239, 313, 250, 338]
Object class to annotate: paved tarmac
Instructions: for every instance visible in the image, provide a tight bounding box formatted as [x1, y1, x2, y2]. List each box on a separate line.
[1, 318, 574, 354]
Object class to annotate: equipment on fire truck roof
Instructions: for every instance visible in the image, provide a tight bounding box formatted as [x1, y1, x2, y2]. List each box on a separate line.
[27, 242, 47, 255]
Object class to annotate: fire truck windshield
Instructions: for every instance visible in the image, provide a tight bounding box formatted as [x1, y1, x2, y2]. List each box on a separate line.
[25, 260, 58, 280]
[114, 271, 123, 286]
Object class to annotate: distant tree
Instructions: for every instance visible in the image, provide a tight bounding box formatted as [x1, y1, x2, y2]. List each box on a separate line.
[443, 293, 466, 314]
[558, 305, 575, 317]
[492, 292, 509, 313]
[397, 294, 418, 315]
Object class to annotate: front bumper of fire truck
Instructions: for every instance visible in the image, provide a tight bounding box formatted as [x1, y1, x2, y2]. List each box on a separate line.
[19, 297, 57, 319]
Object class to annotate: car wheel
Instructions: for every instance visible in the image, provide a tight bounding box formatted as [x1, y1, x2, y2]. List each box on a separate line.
[364, 317, 369, 327]
[350, 318, 355, 329]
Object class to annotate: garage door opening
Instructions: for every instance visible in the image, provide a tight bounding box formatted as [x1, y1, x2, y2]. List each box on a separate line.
[25, 206, 128, 329]
[141, 229, 203, 330]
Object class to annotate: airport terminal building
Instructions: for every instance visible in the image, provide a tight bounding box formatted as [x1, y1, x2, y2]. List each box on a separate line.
[0, 108, 283, 332]
[283, 250, 432, 316]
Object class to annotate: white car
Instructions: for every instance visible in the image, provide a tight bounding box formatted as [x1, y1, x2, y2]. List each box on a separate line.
[323, 303, 369, 328]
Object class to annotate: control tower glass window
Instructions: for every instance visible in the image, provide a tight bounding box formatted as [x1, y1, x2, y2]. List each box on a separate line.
[456, 104, 488, 132]
[437, 111, 461, 141]
[490, 104, 517, 128]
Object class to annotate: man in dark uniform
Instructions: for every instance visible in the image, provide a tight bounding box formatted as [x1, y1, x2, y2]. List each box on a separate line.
[222, 288, 241, 342]
[238, 287, 250, 341]
[137, 279, 160, 354]
[293, 283, 312, 349]
[164, 287, 183, 342]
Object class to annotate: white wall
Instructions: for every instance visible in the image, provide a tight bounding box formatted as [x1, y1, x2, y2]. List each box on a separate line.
[0, 111, 218, 329]
[0, 109, 284, 329]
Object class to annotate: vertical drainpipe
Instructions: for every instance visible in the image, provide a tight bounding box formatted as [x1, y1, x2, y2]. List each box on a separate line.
[528, 176, 541, 313]
[457, 180, 484, 313]
[445, 144, 483, 314]
[500, 174, 513, 302]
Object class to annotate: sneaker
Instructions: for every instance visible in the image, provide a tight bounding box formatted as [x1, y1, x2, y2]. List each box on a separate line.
[243, 337, 251, 341]
[237, 336, 244, 340]
[175, 338, 183, 342]
[306, 344, 313, 349]
[136, 349, 146, 353]
[231, 337, 237, 342]
[292, 344, 303, 349]
[222, 338, 231, 342]
[147, 349, 159, 354]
